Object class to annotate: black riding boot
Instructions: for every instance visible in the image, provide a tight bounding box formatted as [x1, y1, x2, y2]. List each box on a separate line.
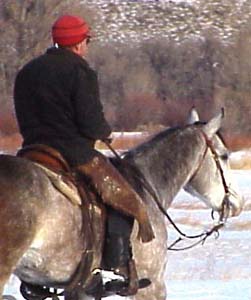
[103, 207, 134, 281]
[103, 233, 142, 296]
[103, 233, 132, 279]
[103, 230, 153, 296]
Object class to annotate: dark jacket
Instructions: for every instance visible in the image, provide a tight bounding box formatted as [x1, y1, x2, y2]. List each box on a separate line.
[14, 47, 111, 166]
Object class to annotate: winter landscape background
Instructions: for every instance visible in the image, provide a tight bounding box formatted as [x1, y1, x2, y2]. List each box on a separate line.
[1, 1, 251, 299]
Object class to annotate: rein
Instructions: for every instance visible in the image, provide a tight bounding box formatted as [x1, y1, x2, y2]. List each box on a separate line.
[102, 131, 231, 251]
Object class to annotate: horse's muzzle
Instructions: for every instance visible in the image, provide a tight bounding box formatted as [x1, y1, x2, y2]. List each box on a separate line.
[228, 194, 244, 217]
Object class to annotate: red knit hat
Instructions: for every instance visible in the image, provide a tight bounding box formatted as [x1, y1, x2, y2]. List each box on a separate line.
[52, 15, 90, 46]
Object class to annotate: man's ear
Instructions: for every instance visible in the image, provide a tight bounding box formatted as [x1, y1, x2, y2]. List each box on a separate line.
[70, 43, 82, 56]
[73, 43, 80, 52]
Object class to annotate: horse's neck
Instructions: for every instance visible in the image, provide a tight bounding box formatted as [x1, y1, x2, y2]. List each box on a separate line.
[125, 127, 205, 210]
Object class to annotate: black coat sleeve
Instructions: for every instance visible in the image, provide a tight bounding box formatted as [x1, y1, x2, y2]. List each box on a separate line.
[72, 64, 112, 141]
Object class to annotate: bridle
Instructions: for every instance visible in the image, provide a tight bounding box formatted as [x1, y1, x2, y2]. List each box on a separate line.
[102, 128, 234, 251]
[199, 129, 233, 221]
[166, 128, 233, 251]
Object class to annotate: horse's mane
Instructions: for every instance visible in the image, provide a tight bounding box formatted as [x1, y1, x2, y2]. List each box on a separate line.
[122, 126, 181, 160]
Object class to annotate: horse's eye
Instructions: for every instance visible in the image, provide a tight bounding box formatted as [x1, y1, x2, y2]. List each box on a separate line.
[220, 153, 229, 160]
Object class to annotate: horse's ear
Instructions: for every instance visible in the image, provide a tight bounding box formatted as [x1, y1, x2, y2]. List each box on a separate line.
[187, 107, 200, 124]
[202, 109, 224, 139]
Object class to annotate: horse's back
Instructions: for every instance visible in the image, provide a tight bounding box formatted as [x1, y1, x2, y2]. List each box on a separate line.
[0, 154, 45, 190]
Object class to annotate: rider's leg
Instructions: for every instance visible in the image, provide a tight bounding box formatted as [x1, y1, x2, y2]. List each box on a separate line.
[76, 153, 154, 243]
[75, 153, 154, 284]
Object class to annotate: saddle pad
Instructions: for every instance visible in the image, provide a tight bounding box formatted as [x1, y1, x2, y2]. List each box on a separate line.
[35, 163, 81, 206]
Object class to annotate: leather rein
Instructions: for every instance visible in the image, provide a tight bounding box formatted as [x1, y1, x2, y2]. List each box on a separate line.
[102, 128, 233, 251]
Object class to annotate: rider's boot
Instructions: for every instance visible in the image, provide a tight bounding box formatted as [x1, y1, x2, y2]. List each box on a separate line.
[103, 233, 139, 296]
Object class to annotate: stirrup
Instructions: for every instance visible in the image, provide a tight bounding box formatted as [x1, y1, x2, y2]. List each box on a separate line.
[90, 268, 151, 298]
[92, 259, 151, 297]
[105, 277, 151, 295]
[20, 282, 62, 300]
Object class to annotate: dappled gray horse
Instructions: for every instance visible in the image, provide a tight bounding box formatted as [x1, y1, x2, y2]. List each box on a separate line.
[0, 109, 243, 300]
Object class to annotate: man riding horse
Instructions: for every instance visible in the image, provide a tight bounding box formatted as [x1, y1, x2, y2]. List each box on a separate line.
[14, 14, 154, 297]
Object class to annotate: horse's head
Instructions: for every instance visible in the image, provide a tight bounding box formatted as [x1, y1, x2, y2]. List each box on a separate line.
[184, 108, 244, 219]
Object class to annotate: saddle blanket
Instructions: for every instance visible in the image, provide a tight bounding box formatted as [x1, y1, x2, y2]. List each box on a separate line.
[35, 163, 82, 206]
